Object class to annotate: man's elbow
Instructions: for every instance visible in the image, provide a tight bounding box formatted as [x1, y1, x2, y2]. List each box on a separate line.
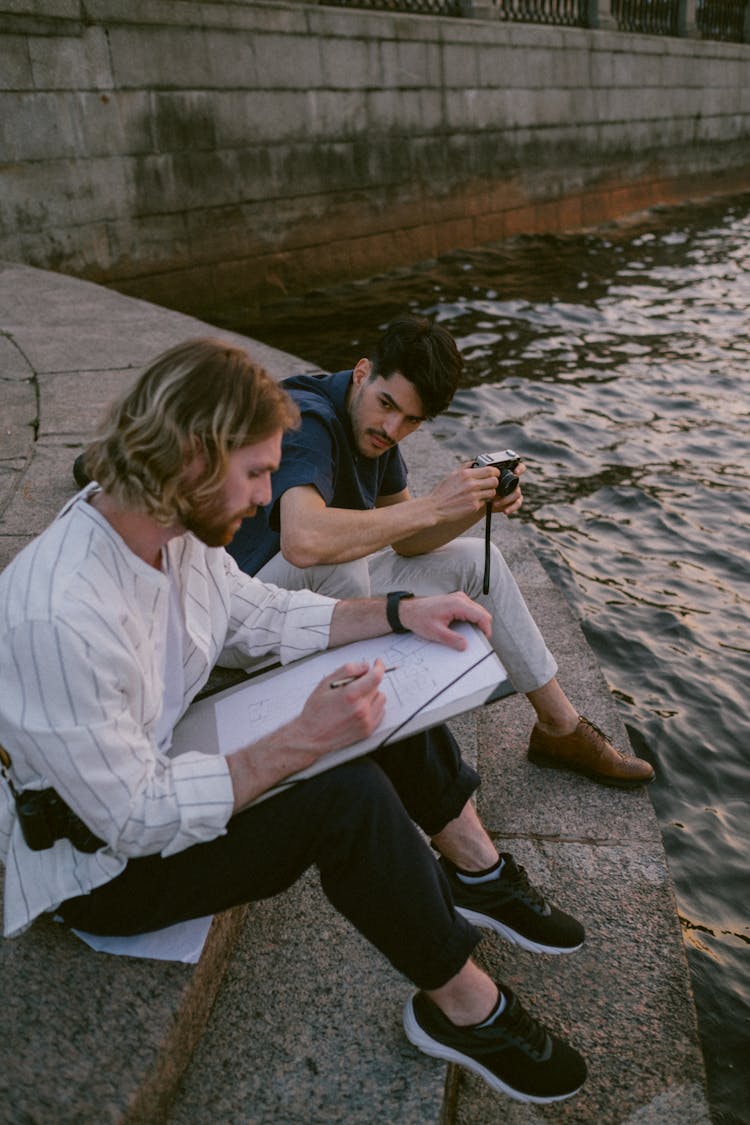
[280, 534, 325, 569]
[393, 542, 419, 557]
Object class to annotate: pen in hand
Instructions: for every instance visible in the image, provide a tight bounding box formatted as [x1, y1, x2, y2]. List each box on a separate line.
[330, 665, 399, 690]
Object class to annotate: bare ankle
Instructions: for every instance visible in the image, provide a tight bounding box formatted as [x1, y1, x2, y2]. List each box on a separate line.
[526, 681, 579, 737]
[535, 717, 579, 738]
[426, 962, 499, 1027]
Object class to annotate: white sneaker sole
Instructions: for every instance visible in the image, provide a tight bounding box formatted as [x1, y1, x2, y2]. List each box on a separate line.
[402, 997, 584, 1104]
[454, 905, 583, 955]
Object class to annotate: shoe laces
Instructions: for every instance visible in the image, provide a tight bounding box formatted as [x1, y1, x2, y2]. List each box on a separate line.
[500, 994, 551, 1061]
[500, 853, 549, 913]
[578, 716, 621, 760]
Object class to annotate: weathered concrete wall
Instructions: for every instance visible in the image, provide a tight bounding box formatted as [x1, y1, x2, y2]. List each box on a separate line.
[1, 0, 750, 314]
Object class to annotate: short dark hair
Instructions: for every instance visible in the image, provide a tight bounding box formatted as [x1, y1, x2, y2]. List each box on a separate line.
[369, 316, 463, 418]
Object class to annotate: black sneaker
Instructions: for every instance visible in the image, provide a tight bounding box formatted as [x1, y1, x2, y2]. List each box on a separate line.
[403, 984, 586, 1103]
[439, 853, 584, 954]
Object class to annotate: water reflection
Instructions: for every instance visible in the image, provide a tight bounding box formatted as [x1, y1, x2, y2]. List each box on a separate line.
[218, 193, 750, 1122]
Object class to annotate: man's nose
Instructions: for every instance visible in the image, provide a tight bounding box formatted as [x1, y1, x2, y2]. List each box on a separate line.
[382, 415, 403, 441]
[252, 475, 272, 507]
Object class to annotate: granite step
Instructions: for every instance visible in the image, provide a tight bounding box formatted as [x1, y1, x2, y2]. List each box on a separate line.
[0, 264, 710, 1124]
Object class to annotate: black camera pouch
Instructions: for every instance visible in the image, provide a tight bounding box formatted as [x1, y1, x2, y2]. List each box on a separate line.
[1, 746, 104, 853]
[15, 787, 105, 853]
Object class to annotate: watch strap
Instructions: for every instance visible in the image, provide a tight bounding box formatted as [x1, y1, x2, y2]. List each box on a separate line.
[386, 590, 414, 634]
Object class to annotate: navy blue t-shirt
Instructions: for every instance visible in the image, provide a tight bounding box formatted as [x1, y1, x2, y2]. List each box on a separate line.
[228, 369, 408, 575]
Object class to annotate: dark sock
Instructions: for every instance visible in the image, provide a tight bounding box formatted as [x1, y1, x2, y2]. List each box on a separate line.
[454, 856, 505, 885]
[474, 990, 508, 1027]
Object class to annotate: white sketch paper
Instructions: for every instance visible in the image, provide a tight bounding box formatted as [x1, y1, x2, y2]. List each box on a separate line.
[172, 622, 510, 799]
[71, 915, 213, 963]
[100, 625, 509, 962]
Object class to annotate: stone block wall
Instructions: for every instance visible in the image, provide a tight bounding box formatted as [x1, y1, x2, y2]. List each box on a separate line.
[1, 0, 750, 312]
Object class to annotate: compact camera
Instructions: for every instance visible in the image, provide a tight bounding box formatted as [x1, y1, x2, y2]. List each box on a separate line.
[472, 449, 521, 498]
[16, 786, 104, 853]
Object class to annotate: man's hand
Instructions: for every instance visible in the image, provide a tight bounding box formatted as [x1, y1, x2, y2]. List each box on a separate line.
[427, 464, 501, 521]
[291, 659, 387, 757]
[398, 591, 492, 650]
[228, 660, 387, 811]
[390, 460, 525, 556]
[490, 462, 526, 518]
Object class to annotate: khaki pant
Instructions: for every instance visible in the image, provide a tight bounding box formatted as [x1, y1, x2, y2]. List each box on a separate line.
[255, 538, 557, 695]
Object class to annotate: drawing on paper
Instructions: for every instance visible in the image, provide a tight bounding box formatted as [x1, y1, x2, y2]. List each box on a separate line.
[202, 622, 504, 761]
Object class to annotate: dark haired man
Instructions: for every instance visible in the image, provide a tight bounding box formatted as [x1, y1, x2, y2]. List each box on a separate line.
[228, 316, 654, 788]
[4, 338, 587, 1105]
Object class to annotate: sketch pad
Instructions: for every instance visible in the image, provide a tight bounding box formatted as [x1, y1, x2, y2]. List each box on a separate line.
[170, 622, 512, 802]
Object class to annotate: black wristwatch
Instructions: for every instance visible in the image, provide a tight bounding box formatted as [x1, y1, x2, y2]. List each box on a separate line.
[386, 590, 414, 633]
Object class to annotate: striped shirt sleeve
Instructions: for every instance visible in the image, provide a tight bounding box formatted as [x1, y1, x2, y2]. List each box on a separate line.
[1, 615, 234, 859]
[219, 550, 336, 666]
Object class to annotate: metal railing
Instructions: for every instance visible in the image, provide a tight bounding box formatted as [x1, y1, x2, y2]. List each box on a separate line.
[611, 0, 749, 39]
[324, 0, 463, 14]
[696, 0, 748, 38]
[611, 0, 679, 34]
[482, 0, 588, 26]
[316, 0, 750, 40]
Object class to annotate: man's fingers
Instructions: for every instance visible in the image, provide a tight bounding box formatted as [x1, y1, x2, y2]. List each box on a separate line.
[328, 659, 384, 694]
[452, 596, 492, 638]
[326, 660, 369, 690]
[435, 625, 468, 651]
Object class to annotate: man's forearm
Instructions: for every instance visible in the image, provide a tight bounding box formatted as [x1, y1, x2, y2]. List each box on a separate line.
[227, 719, 321, 812]
[280, 465, 500, 566]
[391, 510, 484, 556]
[327, 596, 392, 646]
[281, 496, 442, 565]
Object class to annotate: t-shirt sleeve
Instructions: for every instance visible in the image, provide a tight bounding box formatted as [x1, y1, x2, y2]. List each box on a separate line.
[267, 413, 337, 530]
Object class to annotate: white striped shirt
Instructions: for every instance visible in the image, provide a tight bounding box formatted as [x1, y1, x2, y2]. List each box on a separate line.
[0, 488, 336, 937]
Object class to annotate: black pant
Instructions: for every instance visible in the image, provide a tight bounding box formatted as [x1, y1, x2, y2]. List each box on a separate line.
[59, 727, 482, 990]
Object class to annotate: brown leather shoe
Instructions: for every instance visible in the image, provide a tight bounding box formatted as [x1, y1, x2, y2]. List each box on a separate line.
[528, 716, 655, 788]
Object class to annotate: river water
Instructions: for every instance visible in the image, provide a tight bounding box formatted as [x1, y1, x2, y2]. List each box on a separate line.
[216, 193, 750, 1122]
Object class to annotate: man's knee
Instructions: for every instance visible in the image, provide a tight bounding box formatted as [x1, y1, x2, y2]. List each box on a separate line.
[315, 558, 370, 599]
[428, 538, 500, 593]
[371, 540, 491, 596]
[307, 757, 412, 858]
[255, 553, 370, 598]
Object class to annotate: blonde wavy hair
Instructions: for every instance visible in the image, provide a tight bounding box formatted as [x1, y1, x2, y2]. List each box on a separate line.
[83, 338, 299, 526]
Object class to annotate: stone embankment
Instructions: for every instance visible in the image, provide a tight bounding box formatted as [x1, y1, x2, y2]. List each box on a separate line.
[0, 262, 710, 1124]
[3, 0, 750, 314]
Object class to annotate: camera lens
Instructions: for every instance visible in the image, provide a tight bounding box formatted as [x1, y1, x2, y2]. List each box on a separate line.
[498, 468, 519, 496]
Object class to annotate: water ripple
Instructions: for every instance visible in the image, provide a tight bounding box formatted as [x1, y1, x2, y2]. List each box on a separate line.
[221, 191, 750, 1121]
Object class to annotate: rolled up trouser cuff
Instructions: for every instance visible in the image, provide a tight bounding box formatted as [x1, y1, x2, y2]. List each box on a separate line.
[410, 905, 482, 992]
[371, 725, 480, 839]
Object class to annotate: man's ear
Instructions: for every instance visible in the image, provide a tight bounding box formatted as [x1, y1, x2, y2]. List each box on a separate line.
[352, 358, 372, 387]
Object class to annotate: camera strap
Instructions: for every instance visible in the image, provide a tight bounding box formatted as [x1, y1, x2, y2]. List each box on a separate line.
[483, 501, 492, 596]
[0, 743, 21, 800]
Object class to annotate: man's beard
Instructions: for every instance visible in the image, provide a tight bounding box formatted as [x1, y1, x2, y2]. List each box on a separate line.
[349, 395, 394, 458]
[183, 500, 252, 548]
[365, 427, 394, 451]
